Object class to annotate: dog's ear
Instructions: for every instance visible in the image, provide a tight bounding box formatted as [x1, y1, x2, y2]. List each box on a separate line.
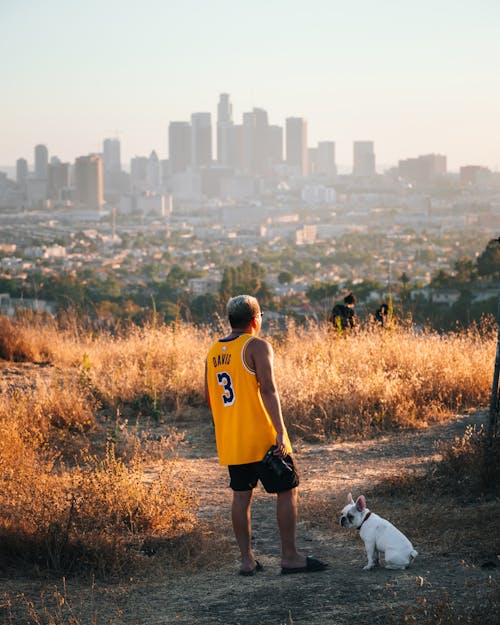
[347, 493, 354, 504]
[355, 495, 366, 512]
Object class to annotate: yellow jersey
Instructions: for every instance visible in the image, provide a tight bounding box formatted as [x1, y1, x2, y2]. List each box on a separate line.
[206, 334, 291, 466]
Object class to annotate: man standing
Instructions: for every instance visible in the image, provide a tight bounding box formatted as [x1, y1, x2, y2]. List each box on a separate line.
[205, 294, 328, 576]
[329, 292, 358, 332]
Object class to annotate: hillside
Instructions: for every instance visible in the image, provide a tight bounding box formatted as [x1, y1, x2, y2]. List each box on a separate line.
[0, 318, 498, 624]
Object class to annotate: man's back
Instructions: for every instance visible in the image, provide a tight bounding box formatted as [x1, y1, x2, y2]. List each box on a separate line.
[330, 303, 356, 330]
[206, 333, 277, 465]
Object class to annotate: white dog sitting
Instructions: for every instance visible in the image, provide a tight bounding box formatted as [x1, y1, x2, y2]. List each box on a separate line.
[340, 493, 418, 570]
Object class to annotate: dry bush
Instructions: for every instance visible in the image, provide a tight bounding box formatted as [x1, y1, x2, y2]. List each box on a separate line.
[0, 314, 67, 363]
[0, 380, 97, 461]
[0, 394, 202, 577]
[375, 426, 500, 502]
[0, 449, 200, 577]
[273, 322, 494, 438]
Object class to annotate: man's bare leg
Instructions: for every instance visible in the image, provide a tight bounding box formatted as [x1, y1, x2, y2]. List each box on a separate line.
[232, 490, 258, 572]
[276, 488, 307, 568]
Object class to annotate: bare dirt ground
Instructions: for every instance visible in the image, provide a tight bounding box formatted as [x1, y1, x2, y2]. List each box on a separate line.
[0, 363, 498, 624]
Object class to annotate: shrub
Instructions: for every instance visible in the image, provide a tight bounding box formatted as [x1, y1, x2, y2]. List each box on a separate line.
[274, 322, 494, 438]
[0, 393, 199, 577]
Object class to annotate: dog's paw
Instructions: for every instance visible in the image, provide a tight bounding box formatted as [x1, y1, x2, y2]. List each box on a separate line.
[363, 563, 376, 570]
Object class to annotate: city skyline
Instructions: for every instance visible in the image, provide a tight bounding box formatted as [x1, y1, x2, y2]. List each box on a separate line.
[1, 0, 499, 171]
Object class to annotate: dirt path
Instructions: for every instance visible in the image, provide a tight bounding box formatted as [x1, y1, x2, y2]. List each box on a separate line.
[79, 411, 500, 623]
[1, 406, 497, 624]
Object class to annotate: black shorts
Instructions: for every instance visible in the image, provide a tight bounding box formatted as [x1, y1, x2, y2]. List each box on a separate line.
[228, 454, 300, 494]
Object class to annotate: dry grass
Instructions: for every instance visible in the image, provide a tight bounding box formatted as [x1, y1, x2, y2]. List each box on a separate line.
[274, 321, 494, 438]
[400, 586, 500, 625]
[0, 423, 200, 577]
[0, 373, 208, 578]
[0, 315, 494, 436]
[0, 313, 496, 581]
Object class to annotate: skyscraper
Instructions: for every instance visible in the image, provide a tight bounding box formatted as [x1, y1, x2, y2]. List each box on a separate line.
[103, 138, 121, 173]
[317, 141, 337, 178]
[130, 156, 148, 190]
[74, 154, 104, 210]
[34, 144, 49, 179]
[47, 161, 70, 201]
[191, 112, 212, 168]
[16, 158, 28, 186]
[286, 117, 308, 176]
[103, 138, 122, 193]
[147, 150, 161, 189]
[267, 125, 283, 168]
[168, 121, 191, 174]
[242, 110, 257, 174]
[353, 141, 376, 177]
[217, 93, 233, 166]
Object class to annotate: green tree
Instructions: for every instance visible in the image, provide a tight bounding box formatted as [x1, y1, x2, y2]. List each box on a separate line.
[453, 257, 476, 284]
[430, 269, 452, 289]
[278, 270, 294, 285]
[477, 238, 500, 277]
[219, 260, 270, 305]
[306, 281, 339, 302]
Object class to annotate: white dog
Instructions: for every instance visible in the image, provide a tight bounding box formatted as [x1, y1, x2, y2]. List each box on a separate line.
[340, 493, 418, 570]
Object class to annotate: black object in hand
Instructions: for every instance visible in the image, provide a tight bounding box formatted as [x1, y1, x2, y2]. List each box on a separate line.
[262, 445, 293, 478]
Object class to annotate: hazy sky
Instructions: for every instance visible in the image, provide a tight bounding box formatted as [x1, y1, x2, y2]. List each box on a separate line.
[1, 0, 499, 171]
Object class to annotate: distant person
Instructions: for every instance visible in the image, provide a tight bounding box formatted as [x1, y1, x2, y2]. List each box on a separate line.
[205, 294, 328, 576]
[375, 302, 390, 327]
[329, 292, 357, 332]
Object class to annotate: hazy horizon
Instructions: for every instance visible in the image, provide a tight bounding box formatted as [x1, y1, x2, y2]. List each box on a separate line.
[2, 0, 499, 171]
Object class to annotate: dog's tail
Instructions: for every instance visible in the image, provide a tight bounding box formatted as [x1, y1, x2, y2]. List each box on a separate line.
[410, 549, 418, 563]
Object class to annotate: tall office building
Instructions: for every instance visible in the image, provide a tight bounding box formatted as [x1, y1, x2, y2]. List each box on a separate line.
[241, 108, 282, 176]
[168, 121, 191, 174]
[267, 125, 283, 167]
[47, 161, 70, 201]
[242, 111, 257, 174]
[229, 124, 244, 172]
[191, 112, 212, 168]
[74, 154, 104, 210]
[353, 141, 376, 177]
[103, 138, 122, 193]
[147, 150, 161, 189]
[308, 147, 318, 175]
[286, 117, 308, 176]
[16, 158, 28, 186]
[317, 141, 337, 178]
[34, 144, 49, 179]
[217, 93, 233, 166]
[103, 138, 121, 174]
[130, 156, 148, 190]
[253, 108, 270, 175]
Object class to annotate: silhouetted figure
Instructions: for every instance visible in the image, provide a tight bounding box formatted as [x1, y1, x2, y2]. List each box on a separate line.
[330, 292, 357, 331]
[375, 303, 390, 326]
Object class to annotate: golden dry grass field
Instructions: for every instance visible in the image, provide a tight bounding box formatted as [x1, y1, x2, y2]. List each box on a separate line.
[0, 315, 498, 624]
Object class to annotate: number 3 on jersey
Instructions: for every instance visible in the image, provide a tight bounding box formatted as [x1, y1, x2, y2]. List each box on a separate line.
[216, 371, 235, 406]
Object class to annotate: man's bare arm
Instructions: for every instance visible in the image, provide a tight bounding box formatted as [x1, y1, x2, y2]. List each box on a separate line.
[248, 338, 287, 454]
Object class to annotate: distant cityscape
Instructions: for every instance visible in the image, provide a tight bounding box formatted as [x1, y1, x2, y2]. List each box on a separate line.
[1, 92, 499, 214]
[0, 93, 498, 326]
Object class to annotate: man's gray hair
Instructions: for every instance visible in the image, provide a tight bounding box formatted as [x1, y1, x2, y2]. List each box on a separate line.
[227, 294, 259, 328]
